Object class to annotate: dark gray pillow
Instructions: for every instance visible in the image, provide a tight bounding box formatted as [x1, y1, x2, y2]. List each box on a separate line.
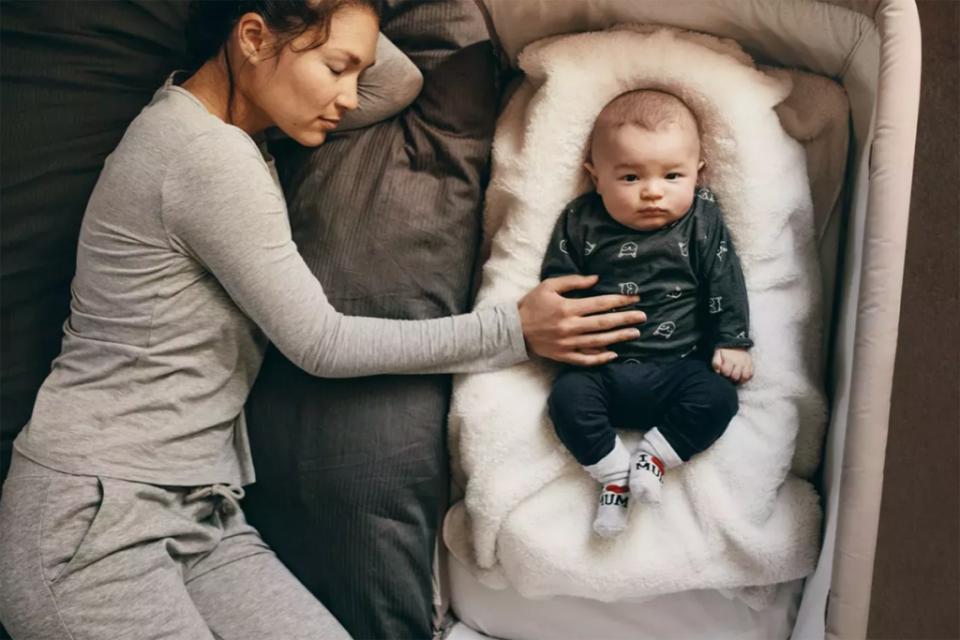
[0, 1, 190, 482]
[0, 10, 185, 637]
[242, 2, 499, 639]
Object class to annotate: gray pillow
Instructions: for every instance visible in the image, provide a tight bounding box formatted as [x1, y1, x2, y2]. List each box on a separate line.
[241, 1, 500, 638]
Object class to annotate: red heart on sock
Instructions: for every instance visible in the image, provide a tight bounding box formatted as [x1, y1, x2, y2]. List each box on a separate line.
[651, 457, 665, 475]
[605, 484, 629, 494]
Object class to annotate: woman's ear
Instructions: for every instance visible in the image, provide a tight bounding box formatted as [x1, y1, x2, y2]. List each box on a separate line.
[584, 162, 600, 189]
[236, 12, 269, 63]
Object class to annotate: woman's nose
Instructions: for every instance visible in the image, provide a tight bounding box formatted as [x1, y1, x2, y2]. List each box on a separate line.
[335, 78, 360, 112]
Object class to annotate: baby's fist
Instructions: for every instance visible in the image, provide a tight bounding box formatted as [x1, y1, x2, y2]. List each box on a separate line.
[712, 348, 754, 383]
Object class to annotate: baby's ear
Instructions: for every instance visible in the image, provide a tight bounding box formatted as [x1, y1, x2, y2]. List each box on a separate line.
[696, 159, 706, 185]
[584, 162, 599, 188]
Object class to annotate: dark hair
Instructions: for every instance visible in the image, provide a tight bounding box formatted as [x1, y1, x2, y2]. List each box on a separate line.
[185, 0, 379, 121]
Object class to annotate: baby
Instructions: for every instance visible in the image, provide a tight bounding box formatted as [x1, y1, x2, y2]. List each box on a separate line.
[540, 90, 754, 537]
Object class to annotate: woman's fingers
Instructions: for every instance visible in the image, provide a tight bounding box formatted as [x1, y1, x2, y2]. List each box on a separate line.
[572, 309, 646, 335]
[542, 274, 600, 294]
[568, 328, 640, 350]
[577, 347, 607, 356]
[518, 277, 645, 365]
[570, 293, 641, 316]
[556, 350, 618, 366]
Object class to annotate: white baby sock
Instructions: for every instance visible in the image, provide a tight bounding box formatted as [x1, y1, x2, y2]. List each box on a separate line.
[584, 437, 632, 537]
[629, 427, 683, 506]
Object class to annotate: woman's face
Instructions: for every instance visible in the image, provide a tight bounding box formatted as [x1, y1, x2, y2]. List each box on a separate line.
[237, 7, 379, 146]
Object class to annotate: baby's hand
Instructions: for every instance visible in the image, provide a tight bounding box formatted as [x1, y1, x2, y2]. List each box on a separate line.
[712, 348, 754, 383]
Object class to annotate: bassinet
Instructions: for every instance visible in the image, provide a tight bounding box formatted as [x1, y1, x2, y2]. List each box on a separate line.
[442, 1, 921, 639]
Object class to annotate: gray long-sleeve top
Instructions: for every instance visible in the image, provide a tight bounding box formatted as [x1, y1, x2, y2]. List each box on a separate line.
[14, 79, 527, 487]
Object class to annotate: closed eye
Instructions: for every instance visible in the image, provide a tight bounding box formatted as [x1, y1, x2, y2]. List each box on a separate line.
[328, 65, 345, 77]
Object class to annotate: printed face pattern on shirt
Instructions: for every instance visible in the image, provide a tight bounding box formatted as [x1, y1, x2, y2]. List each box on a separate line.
[559, 239, 569, 254]
[585, 241, 597, 256]
[653, 321, 676, 339]
[619, 242, 638, 259]
[619, 282, 640, 295]
[717, 240, 728, 262]
[666, 286, 682, 299]
[678, 241, 689, 257]
[696, 187, 716, 202]
[709, 297, 723, 314]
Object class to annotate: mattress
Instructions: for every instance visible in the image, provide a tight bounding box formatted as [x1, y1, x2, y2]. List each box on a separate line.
[446, 552, 803, 640]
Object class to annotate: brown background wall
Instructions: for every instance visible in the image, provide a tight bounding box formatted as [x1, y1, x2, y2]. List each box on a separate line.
[867, 2, 960, 639]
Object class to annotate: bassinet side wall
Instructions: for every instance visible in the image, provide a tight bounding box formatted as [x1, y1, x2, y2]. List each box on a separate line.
[825, 0, 921, 638]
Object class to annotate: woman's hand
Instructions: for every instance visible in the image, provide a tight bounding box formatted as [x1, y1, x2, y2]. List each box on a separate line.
[518, 275, 647, 366]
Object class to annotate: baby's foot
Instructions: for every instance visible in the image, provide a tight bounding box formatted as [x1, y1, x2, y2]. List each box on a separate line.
[584, 437, 632, 536]
[594, 483, 630, 537]
[629, 452, 664, 505]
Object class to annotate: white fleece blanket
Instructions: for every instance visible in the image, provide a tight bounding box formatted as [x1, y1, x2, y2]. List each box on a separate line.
[445, 26, 827, 605]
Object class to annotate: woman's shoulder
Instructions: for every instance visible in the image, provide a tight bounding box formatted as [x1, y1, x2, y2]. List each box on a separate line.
[122, 86, 263, 169]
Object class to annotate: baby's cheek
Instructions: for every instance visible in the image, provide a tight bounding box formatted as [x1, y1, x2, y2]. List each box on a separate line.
[674, 190, 696, 215]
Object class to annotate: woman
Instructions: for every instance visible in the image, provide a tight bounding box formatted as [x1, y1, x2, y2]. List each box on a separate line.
[0, 1, 646, 638]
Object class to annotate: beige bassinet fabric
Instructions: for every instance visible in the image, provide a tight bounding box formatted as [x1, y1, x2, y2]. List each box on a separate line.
[823, 0, 882, 18]
[824, 1, 920, 638]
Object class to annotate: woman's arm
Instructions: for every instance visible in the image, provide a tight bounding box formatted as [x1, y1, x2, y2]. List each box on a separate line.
[163, 131, 645, 376]
[336, 32, 423, 131]
[163, 129, 523, 378]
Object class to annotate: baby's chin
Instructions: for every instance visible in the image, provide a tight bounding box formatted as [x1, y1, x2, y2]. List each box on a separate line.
[610, 209, 686, 231]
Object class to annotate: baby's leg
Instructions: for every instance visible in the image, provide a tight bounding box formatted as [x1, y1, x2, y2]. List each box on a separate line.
[549, 368, 631, 537]
[630, 358, 740, 504]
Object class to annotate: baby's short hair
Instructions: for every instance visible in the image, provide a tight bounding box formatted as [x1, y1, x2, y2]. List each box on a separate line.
[595, 89, 697, 133]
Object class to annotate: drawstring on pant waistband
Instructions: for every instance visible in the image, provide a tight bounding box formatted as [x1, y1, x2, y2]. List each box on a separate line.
[185, 484, 245, 515]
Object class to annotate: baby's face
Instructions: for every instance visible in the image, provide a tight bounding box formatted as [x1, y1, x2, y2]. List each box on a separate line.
[586, 122, 703, 231]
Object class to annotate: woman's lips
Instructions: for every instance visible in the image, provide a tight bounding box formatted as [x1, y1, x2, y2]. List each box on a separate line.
[318, 117, 340, 130]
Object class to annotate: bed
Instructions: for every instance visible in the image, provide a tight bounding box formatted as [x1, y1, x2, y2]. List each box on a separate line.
[0, 1, 920, 639]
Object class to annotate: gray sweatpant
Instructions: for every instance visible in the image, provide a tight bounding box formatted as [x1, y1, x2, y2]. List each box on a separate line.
[0, 452, 351, 640]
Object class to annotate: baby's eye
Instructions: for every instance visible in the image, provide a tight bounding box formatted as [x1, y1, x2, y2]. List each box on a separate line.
[622, 174, 639, 182]
[665, 173, 681, 180]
